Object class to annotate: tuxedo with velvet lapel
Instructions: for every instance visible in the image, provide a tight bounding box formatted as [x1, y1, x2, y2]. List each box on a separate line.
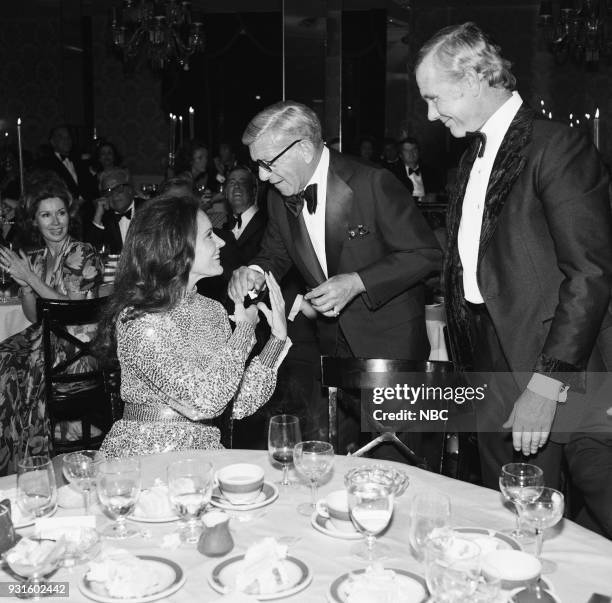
[444, 105, 612, 439]
[252, 150, 442, 359]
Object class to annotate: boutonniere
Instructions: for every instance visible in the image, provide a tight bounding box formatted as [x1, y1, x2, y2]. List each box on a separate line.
[347, 224, 370, 240]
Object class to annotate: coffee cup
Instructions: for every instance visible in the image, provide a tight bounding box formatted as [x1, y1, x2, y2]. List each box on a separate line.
[315, 490, 355, 532]
[216, 463, 264, 505]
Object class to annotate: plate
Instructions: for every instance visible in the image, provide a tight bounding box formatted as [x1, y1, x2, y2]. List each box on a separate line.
[208, 554, 311, 601]
[79, 555, 185, 603]
[452, 527, 521, 552]
[210, 481, 278, 512]
[310, 511, 363, 541]
[328, 568, 428, 603]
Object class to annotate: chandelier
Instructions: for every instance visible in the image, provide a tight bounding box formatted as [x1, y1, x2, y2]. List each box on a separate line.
[111, 1, 205, 72]
[538, 0, 612, 67]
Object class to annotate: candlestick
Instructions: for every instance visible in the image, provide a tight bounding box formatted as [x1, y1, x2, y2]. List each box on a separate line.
[16, 118, 24, 198]
[168, 113, 176, 168]
[188, 106, 195, 140]
[593, 108, 600, 150]
[93, 127, 97, 141]
[179, 115, 184, 148]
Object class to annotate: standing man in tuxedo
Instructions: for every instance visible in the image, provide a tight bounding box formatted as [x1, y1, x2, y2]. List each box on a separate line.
[394, 137, 444, 199]
[224, 166, 267, 264]
[85, 168, 144, 253]
[229, 101, 441, 450]
[415, 22, 612, 529]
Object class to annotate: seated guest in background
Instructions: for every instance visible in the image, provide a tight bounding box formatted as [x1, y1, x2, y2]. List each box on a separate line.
[0, 172, 102, 475]
[358, 136, 376, 163]
[85, 168, 144, 254]
[394, 137, 444, 200]
[380, 137, 401, 171]
[224, 166, 266, 265]
[0, 148, 22, 202]
[96, 196, 290, 456]
[213, 141, 238, 189]
[0, 198, 25, 252]
[175, 139, 211, 196]
[89, 140, 123, 182]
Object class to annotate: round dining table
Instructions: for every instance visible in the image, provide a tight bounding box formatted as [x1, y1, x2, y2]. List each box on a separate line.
[0, 297, 31, 342]
[1, 449, 611, 602]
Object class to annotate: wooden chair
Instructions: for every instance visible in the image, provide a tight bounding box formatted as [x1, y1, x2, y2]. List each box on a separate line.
[38, 297, 117, 454]
[321, 357, 466, 470]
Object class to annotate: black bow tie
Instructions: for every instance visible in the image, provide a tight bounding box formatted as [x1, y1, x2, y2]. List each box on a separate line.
[59, 154, 70, 162]
[113, 208, 132, 221]
[284, 183, 317, 218]
[408, 167, 420, 176]
[227, 213, 242, 230]
[466, 131, 487, 158]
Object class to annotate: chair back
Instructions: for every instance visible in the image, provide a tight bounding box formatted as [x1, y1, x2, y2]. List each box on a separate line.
[37, 297, 115, 453]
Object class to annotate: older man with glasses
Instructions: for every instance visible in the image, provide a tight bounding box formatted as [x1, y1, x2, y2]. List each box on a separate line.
[229, 100, 442, 454]
[85, 167, 145, 254]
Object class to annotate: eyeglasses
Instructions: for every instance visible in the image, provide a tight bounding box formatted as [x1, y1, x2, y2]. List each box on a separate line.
[256, 139, 303, 173]
[102, 182, 128, 197]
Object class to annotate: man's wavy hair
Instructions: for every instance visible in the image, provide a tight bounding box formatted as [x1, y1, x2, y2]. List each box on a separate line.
[95, 195, 199, 360]
[416, 22, 516, 91]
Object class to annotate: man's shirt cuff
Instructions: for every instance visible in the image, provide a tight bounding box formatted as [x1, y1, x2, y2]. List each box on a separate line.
[527, 373, 569, 402]
[288, 294, 304, 322]
[92, 221, 105, 230]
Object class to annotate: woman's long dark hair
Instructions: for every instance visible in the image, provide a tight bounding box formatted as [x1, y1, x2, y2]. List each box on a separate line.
[95, 195, 199, 360]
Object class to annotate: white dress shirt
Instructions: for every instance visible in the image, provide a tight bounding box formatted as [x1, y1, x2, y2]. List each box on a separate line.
[55, 152, 78, 184]
[458, 91, 523, 303]
[232, 204, 258, 240]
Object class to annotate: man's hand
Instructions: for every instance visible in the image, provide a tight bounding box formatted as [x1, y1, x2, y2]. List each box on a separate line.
[93, 197, 110, 224]
[299, 298, 318, 320]
[228, 266, 265, 305]
[502, 388, 558, 456]
[303, 272, 365, 317]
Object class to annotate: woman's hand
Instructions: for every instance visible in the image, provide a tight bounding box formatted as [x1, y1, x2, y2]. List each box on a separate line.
[257, 272, 287, 340]
[233, 301, 259, 327]
[0, 247, 31, 287]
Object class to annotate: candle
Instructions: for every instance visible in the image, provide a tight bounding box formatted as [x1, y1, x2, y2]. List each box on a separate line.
[593, 108, 600, 150]
[188, 106, 195, 140]
[548, 112, 552, 120]
[16, 118, 24, 198]
[93, 127, 97, 141]
[179, 115, 184, 148]
[168, 113, 176, 168]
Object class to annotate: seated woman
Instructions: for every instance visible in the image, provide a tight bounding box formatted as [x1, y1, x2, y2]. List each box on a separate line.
[96, 195, 289, 456]
[0, 171, 103, 476]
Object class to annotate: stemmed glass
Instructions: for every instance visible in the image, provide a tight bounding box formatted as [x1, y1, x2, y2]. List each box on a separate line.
[293, 441, 334, 516]
[408, 492, 451, 561]
[97, 458, 141, 539]
[499, 463, 544, 542]
[268, 415, 301, 488]
[346, 468, 395, 561]
[167, 459, 214, 544]
[62, 450, 105, 514]
[16, 456, 58, 519]
[519, 487, 564, 573]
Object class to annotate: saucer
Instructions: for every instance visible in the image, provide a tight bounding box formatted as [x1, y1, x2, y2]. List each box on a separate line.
[210, 482, 278, 512]
[310, 511, 362, 541]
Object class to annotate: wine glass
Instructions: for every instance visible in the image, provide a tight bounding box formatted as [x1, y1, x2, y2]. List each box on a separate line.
[346, 467, 395, 561]
[293, 441, 334, 516]
[167, 459, 214, 544]
[16, 456, 58, 519]
[499, 463, 544, 542]
[408, 491, 451, 561]
[62, 450, 105, 514]
[268, 415, 301, 488]
[519, 487, 564, 573]
[97, 458, 141, 539]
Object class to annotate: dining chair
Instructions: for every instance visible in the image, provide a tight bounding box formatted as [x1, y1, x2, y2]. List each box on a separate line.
[320, 357, 469, 472]
[38, 297, 118, 454]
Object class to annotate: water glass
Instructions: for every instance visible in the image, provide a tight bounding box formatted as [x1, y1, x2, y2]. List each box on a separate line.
[519, 487, 564, 573]
[268, 415, 301, 487]
[346, 468, 395, 561]
[97, 458, 141, 539]
[62, 450, 105, 514]
[499, 463, 544, 542]
[167, 459, 214, 544]
[293, 441, 334, 516]
[16, 456, 57, 519]
[408, 491, 451, 560]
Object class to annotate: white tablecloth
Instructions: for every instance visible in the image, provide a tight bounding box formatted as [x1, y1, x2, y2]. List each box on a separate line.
[2, 449, 611, 602]
[426, 303, 448, 361]
[0, 298, 31, 342]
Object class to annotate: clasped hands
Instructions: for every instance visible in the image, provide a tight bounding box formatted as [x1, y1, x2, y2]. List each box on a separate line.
[0, 245, 32, 287]
[503, 388, 557, 457]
